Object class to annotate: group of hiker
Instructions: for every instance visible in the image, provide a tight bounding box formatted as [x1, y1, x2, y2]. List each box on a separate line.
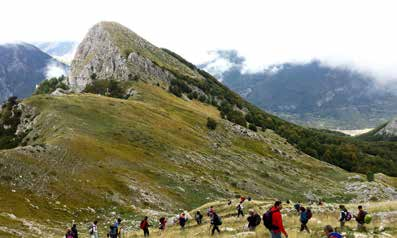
[65, 198, 372, 238]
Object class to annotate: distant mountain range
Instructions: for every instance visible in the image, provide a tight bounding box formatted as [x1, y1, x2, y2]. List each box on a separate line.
[33, 41, 78, 63]
[0, 43, 68, 102]
[200, 50, 397, 130]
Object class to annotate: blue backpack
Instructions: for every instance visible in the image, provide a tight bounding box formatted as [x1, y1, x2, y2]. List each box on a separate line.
[329, 232, 343, 238]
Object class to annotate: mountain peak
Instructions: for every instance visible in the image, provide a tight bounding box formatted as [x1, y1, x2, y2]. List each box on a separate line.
[69, 21, 197, 91]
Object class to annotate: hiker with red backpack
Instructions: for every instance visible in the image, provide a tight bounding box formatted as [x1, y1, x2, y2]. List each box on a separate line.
[140, 216, 150, 237]
[299, 206, 311, 233]
[338, 205, 351, 229]
[263, 201, 288, 238]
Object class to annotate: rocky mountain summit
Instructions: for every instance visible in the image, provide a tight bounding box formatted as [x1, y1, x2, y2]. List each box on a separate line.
[0, 43, 68, 102]
[69, 22, 186, 91]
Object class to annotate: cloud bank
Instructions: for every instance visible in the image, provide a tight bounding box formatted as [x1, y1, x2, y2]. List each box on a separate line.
[1, 0, 397, 81]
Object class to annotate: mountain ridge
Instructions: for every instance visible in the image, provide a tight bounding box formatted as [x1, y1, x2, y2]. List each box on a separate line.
[201, 51, 397, 129]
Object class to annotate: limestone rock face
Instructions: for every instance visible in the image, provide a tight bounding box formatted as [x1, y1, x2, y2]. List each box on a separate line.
[375, 117, 397, 137]
[69, 23, 129, 91]
[69, 22, 175, 91]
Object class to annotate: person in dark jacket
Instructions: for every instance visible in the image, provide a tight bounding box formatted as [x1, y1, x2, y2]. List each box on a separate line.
[269, 201, 288, 238]
[140, 216, 150, 237]
[299, 207, 310, 233]
[195, 211, 203, 225]
[354, 205, 367, 231]
[236, 203, 244, 217]
[210, 212, 221, 235]
[159, 217, 167, 232]
[71, 224, 78, 238]
[179, 213, 187, 230]
[247, 209, 261, 231]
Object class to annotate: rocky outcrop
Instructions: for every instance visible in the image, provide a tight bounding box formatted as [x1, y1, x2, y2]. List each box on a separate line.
[375, 117, 397, 137]
[69, 22, 175, 92]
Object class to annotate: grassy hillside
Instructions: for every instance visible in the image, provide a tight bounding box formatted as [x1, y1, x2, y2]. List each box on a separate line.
[1, 82, 395, 236]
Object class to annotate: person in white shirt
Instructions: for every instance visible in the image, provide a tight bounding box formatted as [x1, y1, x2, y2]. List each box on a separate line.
[89, 220, 99, 238]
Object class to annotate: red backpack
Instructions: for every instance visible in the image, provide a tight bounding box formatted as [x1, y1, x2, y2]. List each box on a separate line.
[140, 220, 147, 229]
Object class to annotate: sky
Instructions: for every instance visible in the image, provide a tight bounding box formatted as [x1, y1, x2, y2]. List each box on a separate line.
[1, 0, 397, 81]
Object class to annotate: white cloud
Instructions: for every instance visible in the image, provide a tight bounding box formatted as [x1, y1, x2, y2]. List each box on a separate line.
[45, 62, 67, 79]
[1, 0, 397, 80]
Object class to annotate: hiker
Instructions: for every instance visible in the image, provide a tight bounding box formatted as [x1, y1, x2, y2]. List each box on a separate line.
[114, 218, 122, 237]
[264, 201, 288, 238]
[236, 203, 244, 217]
[338, 205, 350, 228]
[210, 212, 222, 235]
[324, 225, 343, 238]
[179, 212, 187, 230]
[240, 196, 246, 204]
[247, 209, 261, 231]
[108, 224, 118, 238]
[71, 224, 78, 238]
[66, 228, 74, 238]
[159, 217, 167, 231]
[140, 216, 150, 237]
[354, 205, 367, 231]
[299, 206, 311, 233]
[294, 202, 301, 213]
[195, 211, 203, 225]
[207, 206, 215, 217]
[89, 221, 98, 238]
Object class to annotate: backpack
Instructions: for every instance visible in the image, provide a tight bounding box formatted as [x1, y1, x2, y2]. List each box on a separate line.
[263, 210, 276, 230]
[140, 220, 147, 229]
[306, 209, 312, 220]
[345, 211, 352, 221]
[364, 213, 372, 224]
[329, 232, 343, 238]
[109, 225, 117, 235]
[88, 225, 94, 235]
[254, 214, 261, 226]
[216, 215, 222, 225]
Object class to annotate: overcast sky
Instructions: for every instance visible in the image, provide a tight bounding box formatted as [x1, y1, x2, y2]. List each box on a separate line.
[1, 0, 397, 80]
